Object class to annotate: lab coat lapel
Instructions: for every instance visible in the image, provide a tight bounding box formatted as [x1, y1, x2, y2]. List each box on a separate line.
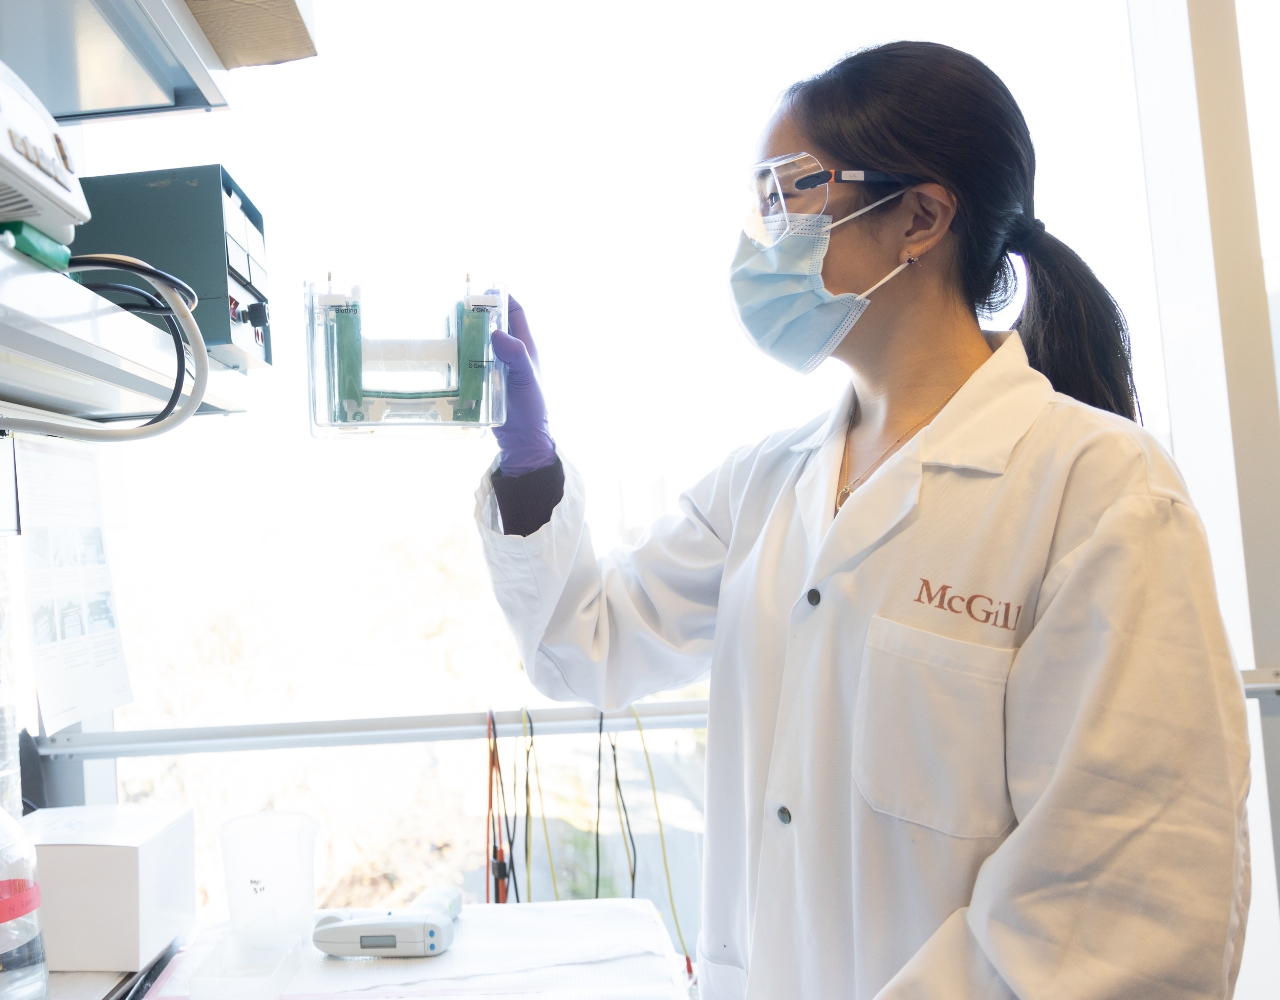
[808, 437, 922, 585]
[792, 333, 1053, 584]
[794, 384, 856, 564]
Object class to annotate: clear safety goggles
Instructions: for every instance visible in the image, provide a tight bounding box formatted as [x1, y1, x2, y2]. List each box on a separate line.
[745, 151, 921, 248]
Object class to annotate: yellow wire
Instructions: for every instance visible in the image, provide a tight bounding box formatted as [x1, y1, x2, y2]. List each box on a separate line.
[632, 706, 690, 963]
[522, 710, 532, 902]
[613, 744, 634, 885]
[528, 709, 560, 901]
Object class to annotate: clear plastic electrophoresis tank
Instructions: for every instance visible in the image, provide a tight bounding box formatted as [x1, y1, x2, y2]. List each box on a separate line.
[306, 278, 507, 434]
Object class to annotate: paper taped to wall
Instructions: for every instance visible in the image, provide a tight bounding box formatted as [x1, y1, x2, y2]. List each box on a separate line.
[14, 438, 131, 734]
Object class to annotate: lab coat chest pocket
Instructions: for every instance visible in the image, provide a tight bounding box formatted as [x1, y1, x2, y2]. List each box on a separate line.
[853, 616, 1016, 839]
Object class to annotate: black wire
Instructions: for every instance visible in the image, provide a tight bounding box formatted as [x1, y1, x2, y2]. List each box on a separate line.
[68, 256, 198, 309]
[82, 282, 173, 314]
[595, 712, 603, 899]
[507, 728, 520, 903]
[491, 723, 519, 904]
[80, 280, 187, 425]
[609, 733, 637, 898]
[490, 718, 520, 903]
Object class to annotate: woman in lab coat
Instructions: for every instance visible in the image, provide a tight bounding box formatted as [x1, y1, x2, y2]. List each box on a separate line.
[477, 42, 1251, 1000]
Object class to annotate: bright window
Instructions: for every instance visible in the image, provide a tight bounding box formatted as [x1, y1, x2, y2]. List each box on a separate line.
[70, 0, 1168, 930]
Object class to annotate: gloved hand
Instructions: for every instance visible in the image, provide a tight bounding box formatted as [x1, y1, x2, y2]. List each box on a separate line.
[490, 296, 556, 476]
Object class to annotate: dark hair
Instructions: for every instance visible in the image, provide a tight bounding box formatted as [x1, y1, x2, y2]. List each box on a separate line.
[787, 42, 1137, 420]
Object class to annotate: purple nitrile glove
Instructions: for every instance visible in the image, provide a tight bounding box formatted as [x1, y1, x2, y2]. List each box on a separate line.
[490, 296, 556, 476]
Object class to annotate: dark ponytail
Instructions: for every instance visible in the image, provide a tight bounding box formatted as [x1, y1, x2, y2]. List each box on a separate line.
[788, 42, 1138, 420]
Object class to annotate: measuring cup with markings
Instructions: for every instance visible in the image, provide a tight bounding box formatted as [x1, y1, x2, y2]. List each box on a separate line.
[221, 812, 317, 940]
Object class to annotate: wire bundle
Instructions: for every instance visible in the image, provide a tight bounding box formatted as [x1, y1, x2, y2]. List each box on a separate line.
[488, 708, 559, 904]
[0, 254, 208, 441]
[486, 710, 516, 903]
[483, 706, 694, 981]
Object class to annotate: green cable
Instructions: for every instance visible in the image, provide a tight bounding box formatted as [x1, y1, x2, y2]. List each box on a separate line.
[631, 706, 692, 975]
[526, 709, 560, 900]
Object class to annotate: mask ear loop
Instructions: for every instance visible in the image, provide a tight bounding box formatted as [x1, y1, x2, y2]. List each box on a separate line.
[856, 252, 920, 300]
[822, 187, 910, 231]
[820, 184, 919, 299]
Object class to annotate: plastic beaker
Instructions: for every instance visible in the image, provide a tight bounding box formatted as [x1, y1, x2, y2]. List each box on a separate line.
[220, 812, 317, 940]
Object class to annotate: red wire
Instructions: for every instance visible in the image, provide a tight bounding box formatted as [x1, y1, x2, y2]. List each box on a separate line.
[486, 711, 494, 904]
[487, 710, 511, 904]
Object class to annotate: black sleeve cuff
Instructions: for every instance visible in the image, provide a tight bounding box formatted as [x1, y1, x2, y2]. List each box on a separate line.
[491, 458, 565, 536]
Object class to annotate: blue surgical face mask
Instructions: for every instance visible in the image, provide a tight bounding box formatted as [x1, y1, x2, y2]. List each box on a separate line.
[729, 190, 911, 373]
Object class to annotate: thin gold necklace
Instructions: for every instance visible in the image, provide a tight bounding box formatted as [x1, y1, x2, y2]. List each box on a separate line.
[834, 383, 965, 512]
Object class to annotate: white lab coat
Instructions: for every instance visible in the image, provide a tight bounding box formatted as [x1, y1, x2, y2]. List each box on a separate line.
[474, 333, 1251, 999]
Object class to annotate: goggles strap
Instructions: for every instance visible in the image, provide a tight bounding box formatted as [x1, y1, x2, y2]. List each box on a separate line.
[823, 188, 910, 232]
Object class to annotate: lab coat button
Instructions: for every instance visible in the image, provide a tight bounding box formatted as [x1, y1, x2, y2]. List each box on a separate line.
[807, 589, 820, 606]
[777, 806, 792, 824]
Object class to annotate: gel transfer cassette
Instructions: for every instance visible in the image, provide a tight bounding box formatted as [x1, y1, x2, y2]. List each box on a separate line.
[307, 279, 507, 434]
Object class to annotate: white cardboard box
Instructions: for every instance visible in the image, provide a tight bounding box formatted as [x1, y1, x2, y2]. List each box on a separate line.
[21, 804, 195, 972]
